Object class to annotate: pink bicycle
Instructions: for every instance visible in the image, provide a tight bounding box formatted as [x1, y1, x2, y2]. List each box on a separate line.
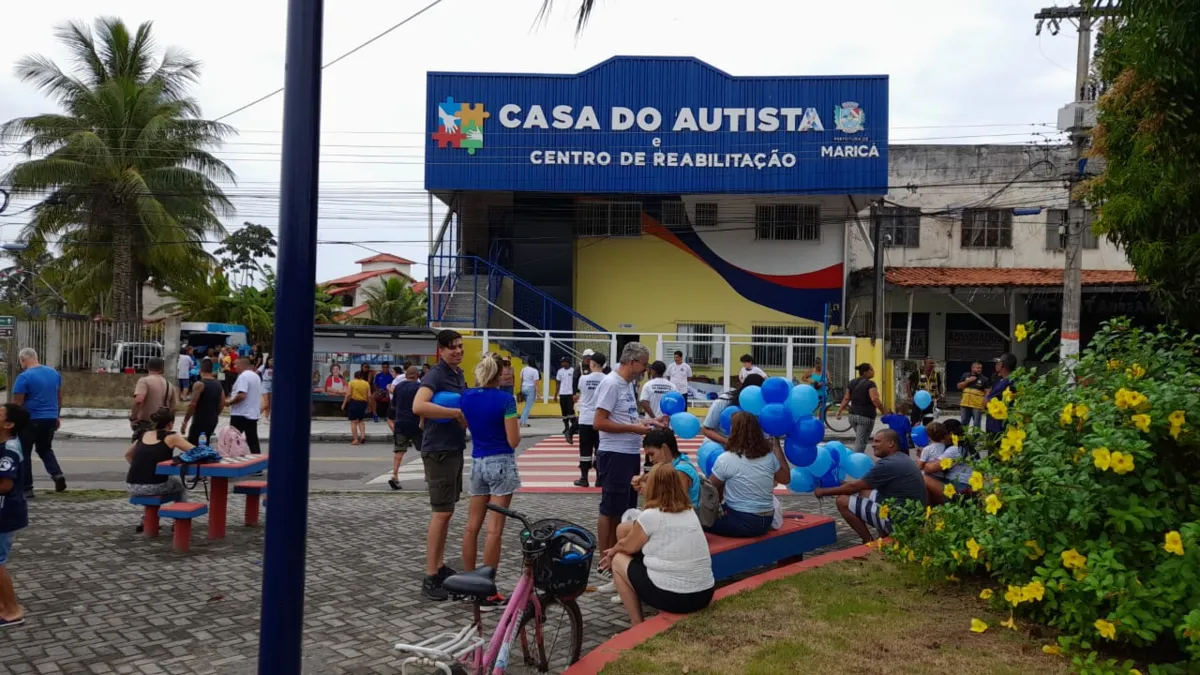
[394, 504, 594, 674]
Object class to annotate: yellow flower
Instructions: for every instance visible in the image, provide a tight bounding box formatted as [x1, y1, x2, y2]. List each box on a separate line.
[1073, 446, 1087, 463]
[951, 433, 960, 447]
[1023, 580, 1045, 602]
[1169, 410, 1186, 426]
[878, 504, 890, 520]
[946, 574, 959, 582]
[979, 588, 993, 600]
[1164, 531, 1184, 556]
[1106, 358, 1123, 371]
[907, 549, 916, 562]
[1110, 451, 1135, 475]
[1074, 403, 1089, 420]
[1115, 388, 1148, 411]
[1042, 645, 1061, 656]
[936, 520, 946, 532]
[970, 618, 988, 633]
[1126, 363, 1146, 379]
[998, 443, 1013, 462]
[921, 555, 932, 567]
[966, 537, 982, 560]
[987, 397, 1009, 420]
[1060, 403, 1075, 426]
[892, 542, 900, 551]
[1095, 619, 1116, 640]
[1130, 670, 1143, 675]
[1025, 539, 1044, 560]
[924, 505, 932, 520]
[1015, 323, 1028, 342]
[1001, 613, 1018, 630]
[969, 471, 984, 492]
[1092, 447, 1112, 471]
[1006, 427, 1027, 442]
[985, 493, 1003, 515]
[1002, 387, 1014, 404]
[1061, 548, 1088, 570]
[940, 457, 954, 471]
[1004, 585, 1025, 606]
[951, 550, 961, 561]
[1131, 414, 1151, 433]
[944, 483, 957, 499]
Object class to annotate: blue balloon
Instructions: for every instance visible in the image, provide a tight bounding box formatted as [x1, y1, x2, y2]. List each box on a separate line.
[793, 415, 825, 446]
[914, 390, 933, 410]
[784, 437, 818, 467]
[806, 445, 833, 477]
[911, 424, 930, 447]
[670, 412, 701, 439]
[761, 377, 792, 404]
[844, 452, 874, 479]
[719, 405, 741, 435]
[788, 467, 816, 493]
[818, 466, 842, 488]
[660, 392, 686, 416]
[825, 440, 852, 467]
[739, 385, 766, 415]
[758, 403, 794, 437]
[703, 445, 725, 476]
[431, 391, 461, 424]
[788, 384, 819, 418]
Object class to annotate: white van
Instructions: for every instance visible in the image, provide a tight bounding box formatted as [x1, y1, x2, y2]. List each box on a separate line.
[98, 341, 163, 373]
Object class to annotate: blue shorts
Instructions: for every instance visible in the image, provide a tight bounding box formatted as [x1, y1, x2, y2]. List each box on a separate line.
[0, 531, 15, 565]
[469, 454, 521, 497]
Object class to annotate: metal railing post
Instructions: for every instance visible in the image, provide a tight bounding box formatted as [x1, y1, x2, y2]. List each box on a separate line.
[723, 334, 732, 389]
[785, 335, 795, 382]
[655, 334, 664, 363]
[610, 333, 618, 365]
[481, 328, 489, 355]
[542, 331, 552, 404]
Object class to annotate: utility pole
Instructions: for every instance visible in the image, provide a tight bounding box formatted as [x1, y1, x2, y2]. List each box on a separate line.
[1035, 0, 1119, 366]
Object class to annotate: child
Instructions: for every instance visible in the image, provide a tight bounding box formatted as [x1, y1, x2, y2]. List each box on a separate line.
[916, 421, 949, 475]
[918, 422, 972, 504]
[0, 402, 30, 627]
[880, 401, 914, 454]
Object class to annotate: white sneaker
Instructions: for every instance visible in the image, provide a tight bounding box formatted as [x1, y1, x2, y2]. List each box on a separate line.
[610, 594, 622, 604]
[596, 581, 616, 593]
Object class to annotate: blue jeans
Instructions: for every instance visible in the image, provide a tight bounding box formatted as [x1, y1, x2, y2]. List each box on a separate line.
[705, 506, 773, 538]
[520, 386, 536, 425]
[959, 407, 983, 429]
[19, 419, 64, 492]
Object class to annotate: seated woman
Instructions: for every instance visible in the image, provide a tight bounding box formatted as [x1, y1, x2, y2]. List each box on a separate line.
[602, 463, 714, 625]
[125, 407, 195, 530]
[633, 428, 702, 508]
[917, 422, 972, 505]
[706, 412, 790, 538]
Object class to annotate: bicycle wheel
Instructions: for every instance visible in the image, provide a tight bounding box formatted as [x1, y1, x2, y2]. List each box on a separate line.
[823, 403, 851, 433]
[508, 595, 583, 674]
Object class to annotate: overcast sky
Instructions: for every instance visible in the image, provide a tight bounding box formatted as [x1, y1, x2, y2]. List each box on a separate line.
[0, 0, 1083, 283]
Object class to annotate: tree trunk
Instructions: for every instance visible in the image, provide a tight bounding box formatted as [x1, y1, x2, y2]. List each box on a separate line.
[111, 223, 137, 331]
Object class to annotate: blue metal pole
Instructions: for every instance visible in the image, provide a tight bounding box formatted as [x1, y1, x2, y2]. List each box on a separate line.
[258, 0, 323, 671]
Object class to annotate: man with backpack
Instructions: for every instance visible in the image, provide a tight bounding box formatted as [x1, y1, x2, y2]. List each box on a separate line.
[131, 358, 178, 443]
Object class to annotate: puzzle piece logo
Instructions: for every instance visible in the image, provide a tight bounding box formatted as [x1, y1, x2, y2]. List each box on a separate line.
[431, 97, 489, 156]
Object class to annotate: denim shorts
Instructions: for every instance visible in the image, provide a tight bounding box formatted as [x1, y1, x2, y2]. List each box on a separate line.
[469, 454, 522, 497]
[0, 531, 15, 565]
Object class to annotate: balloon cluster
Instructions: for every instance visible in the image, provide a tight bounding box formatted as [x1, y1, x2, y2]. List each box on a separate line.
[679, 377, 875, 494]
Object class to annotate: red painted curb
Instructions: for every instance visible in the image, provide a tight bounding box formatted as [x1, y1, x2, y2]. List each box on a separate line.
[563, 543, 877, 675]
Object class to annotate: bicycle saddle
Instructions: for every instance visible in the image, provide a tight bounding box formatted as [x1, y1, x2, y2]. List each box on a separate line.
[442, 566, 497, 598]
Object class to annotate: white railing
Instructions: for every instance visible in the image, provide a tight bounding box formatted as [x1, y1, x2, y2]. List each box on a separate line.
[455, 327, 856, 405]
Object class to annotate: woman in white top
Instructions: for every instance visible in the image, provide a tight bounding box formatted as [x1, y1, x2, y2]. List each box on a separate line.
[600, 463, 715, 625]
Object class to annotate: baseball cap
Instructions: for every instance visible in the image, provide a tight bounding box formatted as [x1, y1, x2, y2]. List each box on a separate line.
[582, 349, 595, 357]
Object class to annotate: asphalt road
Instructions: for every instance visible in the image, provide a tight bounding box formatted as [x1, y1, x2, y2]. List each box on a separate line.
[36, 438, 550, 492]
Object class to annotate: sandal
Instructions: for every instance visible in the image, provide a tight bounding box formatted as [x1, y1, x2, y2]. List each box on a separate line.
[0, 616, 26, 628]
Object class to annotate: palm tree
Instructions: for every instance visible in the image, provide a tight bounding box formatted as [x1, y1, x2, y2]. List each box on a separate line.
[314, 285, 342, 325]
[354, 278, 426, 327]
[537, 0, 597, 34]
[1, 17, 235, 326]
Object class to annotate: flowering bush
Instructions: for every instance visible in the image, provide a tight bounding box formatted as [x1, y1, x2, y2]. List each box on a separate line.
[886, 320, 1200, 668]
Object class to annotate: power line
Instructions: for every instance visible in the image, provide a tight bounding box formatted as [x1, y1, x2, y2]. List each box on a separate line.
[213, 0, 448, 122]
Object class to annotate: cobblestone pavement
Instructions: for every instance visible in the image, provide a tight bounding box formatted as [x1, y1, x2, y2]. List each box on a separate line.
[3, 492, 858, 674]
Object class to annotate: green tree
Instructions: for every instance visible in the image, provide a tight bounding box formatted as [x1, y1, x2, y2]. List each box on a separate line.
[215, 222, 277, 288]
[354, 278, 426, 327]
[537, 0, 597, 33]
[314, 286, 342, 325]
[0, 17, 235, 326]
[1086, 2, 1200, 330]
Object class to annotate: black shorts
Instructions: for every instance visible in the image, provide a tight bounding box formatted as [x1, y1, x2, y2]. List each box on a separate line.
[422, 451, 464, 513]
[394, 427, 422, 453]
[577, 424, 598, 460]
[346, 400, 368, 421]
[597, 451, 640, 517]
[627, 554, 713, 615]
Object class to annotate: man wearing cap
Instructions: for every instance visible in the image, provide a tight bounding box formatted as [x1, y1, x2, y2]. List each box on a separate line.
[554, 356, 578, 444]
[984, 352, 1018, 436]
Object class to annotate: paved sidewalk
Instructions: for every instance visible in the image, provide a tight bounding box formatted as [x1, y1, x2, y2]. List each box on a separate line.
[6, 492, 859, 674]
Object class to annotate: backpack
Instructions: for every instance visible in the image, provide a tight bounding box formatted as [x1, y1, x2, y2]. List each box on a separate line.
[214, 425, 249, 459]
[695, 474, 722, 528]
[173, 445, 222, 490]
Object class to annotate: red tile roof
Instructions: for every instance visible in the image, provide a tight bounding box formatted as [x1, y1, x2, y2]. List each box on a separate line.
[334, 304, 371, 322]
[355, 253, 415, 265]
[321, 268, 413, 288]
[885, 267, 1140, 288]
[411, 281, 428, 294]
[325, 285, 356, 297]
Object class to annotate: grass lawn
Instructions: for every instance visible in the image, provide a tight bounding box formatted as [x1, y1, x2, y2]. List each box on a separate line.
[601, 554, 1069, 675]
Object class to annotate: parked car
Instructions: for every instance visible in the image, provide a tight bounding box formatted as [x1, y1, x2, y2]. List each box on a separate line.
[98, 341, 163, 373]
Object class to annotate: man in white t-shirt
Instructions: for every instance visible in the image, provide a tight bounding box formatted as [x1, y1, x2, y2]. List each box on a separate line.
[593, 342, 652, 574]
[177, 348, 195, 401]
[227, 357, 263, 454]
[738, 353, 767, 382]
[554, 356, 577, 444]
[574, 352, 608, 487]
[518, 362, 540, 427]
[665, 350, 692, 402]
[639, 361, 676, 420]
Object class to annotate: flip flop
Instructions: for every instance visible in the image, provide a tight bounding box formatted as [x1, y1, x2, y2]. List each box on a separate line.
[0, 616, 26, 628]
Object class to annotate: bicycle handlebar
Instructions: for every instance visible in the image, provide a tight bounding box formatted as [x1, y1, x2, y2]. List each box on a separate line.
[486, 503, 533, 532]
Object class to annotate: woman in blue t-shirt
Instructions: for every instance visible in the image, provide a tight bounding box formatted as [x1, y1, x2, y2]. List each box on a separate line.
[459, 353, 522, 604]
[706, 413, 791, 538]
[636, 428, 701, 508]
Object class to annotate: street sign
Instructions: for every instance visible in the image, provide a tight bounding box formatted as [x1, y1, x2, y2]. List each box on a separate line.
[0, 316, 13, 328]
[0, 327, 13, 339]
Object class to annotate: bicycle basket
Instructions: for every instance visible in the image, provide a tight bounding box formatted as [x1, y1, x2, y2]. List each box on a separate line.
[521, 519, 595, 600]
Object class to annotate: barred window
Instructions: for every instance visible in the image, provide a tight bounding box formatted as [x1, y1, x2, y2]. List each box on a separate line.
[751, 325, 817, 369]
[694, 202, 719, 228]
[576, 201, 642, 238]
[1045, 209, 1099, 250]
[677, 323, 724, 365]
[755, 204, 820, 241]
[876, 206, 921, 248]
[961, 209, 1013, 248]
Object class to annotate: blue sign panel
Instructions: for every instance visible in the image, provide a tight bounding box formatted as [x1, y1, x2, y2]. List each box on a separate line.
[425, 56, 888, 195]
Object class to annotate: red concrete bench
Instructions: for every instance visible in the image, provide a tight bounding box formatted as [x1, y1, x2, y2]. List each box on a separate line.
[129, 495, 179, 538]
[233, 480, 267, 527]
[706, 512, 838, 581]
[159, 502, 208, 554]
